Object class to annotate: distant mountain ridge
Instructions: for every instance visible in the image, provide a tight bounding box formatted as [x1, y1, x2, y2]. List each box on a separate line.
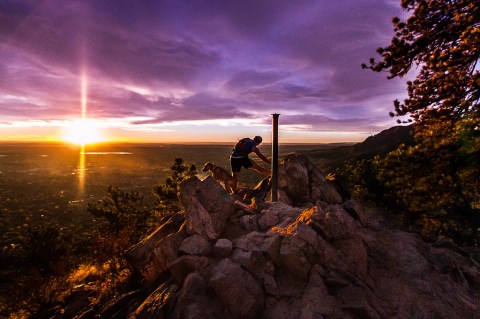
[352, 124, 415, 159]
[301, 125, 415, 171]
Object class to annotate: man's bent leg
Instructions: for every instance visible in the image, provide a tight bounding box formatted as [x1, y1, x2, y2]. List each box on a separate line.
[230, 157, 241, 193]
[232, 172, 239, 193]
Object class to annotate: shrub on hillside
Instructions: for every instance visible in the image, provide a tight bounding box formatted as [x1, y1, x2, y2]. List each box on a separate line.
[342, 134, 480, 246]
[153, 158, 197, 215]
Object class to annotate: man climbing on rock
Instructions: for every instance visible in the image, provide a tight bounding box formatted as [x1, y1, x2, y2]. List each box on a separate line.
[230, 136, 271, 193]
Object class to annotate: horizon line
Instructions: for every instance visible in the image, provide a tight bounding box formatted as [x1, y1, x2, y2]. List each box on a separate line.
[0, 140, 358, 146]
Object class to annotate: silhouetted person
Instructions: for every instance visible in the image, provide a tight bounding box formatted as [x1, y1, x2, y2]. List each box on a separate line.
[230, 136, 270, 192]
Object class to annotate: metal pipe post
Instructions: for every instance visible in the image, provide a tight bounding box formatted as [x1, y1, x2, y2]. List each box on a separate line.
[271, 113, 280, 202]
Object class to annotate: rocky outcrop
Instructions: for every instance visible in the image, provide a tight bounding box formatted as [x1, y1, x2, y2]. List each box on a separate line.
[179, 176, 234, 240]
[61, 154, 479, 319]
[277, 153, 343, 206]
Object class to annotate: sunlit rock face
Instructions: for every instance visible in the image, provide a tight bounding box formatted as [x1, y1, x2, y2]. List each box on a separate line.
[64, 154, 480, 319]
[179, 176, 234, 241]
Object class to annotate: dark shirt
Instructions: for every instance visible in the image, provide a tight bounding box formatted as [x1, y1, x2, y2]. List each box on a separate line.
[231, 139, 256, 158]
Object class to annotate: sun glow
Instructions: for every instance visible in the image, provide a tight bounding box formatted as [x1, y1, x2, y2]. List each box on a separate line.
[60, 71, 107, 145]
[62, 119, 106, 145]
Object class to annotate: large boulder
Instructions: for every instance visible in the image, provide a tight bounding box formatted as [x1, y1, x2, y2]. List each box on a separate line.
[277, 154, 311, 205]
[208, 259, 265, 319]
[179, 176, 234, 240]
[277, 154, 342, 206]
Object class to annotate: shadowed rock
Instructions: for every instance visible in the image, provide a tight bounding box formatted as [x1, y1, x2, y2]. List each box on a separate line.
[213, 238, 233, 257]
[277, 154, 342, 206]
[179, 234, 212, 256]
[125, 213, 185, 274]
[172, 272, 229, 319]
[209, 259, 265, 319]
[145, 231, 186, 282]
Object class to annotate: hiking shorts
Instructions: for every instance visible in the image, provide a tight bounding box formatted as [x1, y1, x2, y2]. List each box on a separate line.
[230, 156, 253, 173]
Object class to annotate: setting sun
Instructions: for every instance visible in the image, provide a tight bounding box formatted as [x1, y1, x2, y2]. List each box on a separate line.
[61, 119, 106, 145]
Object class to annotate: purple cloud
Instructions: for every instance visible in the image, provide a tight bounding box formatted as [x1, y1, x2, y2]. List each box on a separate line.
[0, 0, 406, 139]
[265, 114, 387, 133]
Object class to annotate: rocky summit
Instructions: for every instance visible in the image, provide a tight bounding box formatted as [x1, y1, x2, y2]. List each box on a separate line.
[79, 154, 479, 319]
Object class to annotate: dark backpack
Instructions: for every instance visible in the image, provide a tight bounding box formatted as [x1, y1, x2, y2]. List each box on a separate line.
[233, 138, 251, 156]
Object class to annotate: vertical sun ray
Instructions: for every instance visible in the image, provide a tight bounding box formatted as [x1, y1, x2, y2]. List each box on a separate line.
[78, 70, 88, 196]
[78, 144, 86, 196]
[81, 71, 87, 120]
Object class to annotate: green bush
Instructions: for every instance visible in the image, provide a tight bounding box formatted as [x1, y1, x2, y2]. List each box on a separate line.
[87, 186, 154, 239]
[153, 158, 197, 215]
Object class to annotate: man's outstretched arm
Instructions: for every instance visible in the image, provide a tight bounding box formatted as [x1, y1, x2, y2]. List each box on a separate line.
[253, 147, 271, 165]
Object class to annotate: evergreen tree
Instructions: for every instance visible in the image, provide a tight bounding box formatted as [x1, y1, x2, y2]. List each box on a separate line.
[153, 158, 197, 215]
[87, 186, 153, 238]
[363, 0, 479, 125]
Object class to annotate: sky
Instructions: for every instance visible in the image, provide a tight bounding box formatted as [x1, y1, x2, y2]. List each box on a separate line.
[0, 0, 410, 144]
